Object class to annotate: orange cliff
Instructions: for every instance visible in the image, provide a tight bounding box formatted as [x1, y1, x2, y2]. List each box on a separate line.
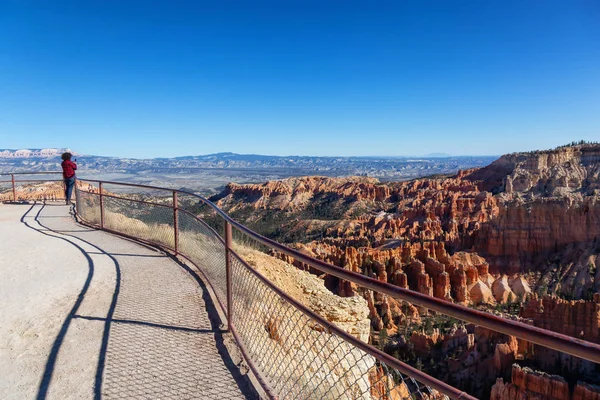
[472, 197, 600, 274]
[216, 173, 497, 307]
[520, 294, 600, 343]
[467, 144, 600, 273]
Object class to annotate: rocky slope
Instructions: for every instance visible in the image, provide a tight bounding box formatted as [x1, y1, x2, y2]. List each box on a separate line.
[469, 145, 600, 276]
[520, 294, 600, 343]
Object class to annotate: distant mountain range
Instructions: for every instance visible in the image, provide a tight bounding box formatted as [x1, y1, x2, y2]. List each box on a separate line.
[423, 152, 453, 158]
[0, 149, 497, 181]
[0, 148, 72, 158]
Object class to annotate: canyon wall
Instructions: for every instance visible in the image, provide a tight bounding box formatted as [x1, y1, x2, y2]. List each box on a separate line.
[468, 145, 600, 273]
[472, 198, 600, 274]
[520, 294, 600, 343]
[491, 365, 600, 400]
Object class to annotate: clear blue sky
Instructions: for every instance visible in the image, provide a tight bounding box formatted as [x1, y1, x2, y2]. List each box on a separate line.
[1, 0, 598, 158]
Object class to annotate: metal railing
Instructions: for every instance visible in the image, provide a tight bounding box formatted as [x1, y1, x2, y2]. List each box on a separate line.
[74, 179, 459, 399]
[0, 172, 64, 202]
[3, 174, 600, 400]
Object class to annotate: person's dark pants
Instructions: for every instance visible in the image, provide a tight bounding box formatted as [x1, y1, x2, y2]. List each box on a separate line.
[64, 176, 75, 203]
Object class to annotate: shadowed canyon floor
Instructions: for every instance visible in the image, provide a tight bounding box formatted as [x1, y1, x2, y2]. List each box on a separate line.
[0, 203, 256, 399]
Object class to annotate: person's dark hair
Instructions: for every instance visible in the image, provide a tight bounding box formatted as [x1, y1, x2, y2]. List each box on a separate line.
[61, 152, 72, 161]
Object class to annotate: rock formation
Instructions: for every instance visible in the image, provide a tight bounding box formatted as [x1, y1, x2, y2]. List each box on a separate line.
[491, 364, 600, 400]
[573, 383, 600, 400]
[508, 276, 532, 300]
[469, 280, 496, 304]
[468, 144, 600, 274]
[236, 246, 371, 342]
[410, 325, 474, 356]
[492, 276, 517, 304]
[234, 246, 413, 399]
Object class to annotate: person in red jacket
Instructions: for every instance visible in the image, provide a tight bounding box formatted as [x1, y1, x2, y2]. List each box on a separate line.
[61, 152, 77, 205]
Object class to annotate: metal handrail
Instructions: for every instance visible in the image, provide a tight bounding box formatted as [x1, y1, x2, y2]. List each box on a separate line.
[4, 174, 600, 399]
[76, 178, 476, 399]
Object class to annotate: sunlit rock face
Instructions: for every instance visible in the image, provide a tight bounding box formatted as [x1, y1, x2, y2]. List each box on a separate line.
[470, 144, 600, 274]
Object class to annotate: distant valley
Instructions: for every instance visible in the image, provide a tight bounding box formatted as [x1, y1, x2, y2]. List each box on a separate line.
[0, 149, 497, 195]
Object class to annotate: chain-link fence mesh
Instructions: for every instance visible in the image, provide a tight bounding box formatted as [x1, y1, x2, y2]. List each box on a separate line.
[229, 252, 437, 400]
[0, 181, 13, 200]
[75, 189, 101, 225]
[100, 183, 172, 202]
[178, 210, 228, 311]
[102, 195, 175, 248]
[226, 224, 444, 399]
[180, 195, 226, 238]
[75, 186, 228, 312]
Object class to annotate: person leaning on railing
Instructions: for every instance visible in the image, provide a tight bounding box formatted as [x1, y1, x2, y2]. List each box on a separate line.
[61, 152, 77, 205]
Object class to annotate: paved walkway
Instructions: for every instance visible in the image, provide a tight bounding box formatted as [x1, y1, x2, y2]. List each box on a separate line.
[0, 203, 257, 399]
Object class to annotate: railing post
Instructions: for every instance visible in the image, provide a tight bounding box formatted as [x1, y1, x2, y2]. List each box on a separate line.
[11, 174, 16, 202]
[225, 221, 233, 331]
[99, 182, 104, 229]
[173, 191, 179, 255]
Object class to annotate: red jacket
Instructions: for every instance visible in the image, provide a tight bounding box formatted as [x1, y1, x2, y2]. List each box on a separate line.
[61, 160, 77, 179]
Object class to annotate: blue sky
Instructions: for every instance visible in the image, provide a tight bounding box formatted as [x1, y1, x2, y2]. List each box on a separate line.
[1, 0, 598, 158]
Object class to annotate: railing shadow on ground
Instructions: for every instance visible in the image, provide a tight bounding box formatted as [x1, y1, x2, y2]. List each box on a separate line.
[21, 201, 257, 400]
[162, 252, 260, 398]
[20, 203, 101, 400]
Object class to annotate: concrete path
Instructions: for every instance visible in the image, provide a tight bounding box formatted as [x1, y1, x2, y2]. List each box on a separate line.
[0, 203, 257, 399]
